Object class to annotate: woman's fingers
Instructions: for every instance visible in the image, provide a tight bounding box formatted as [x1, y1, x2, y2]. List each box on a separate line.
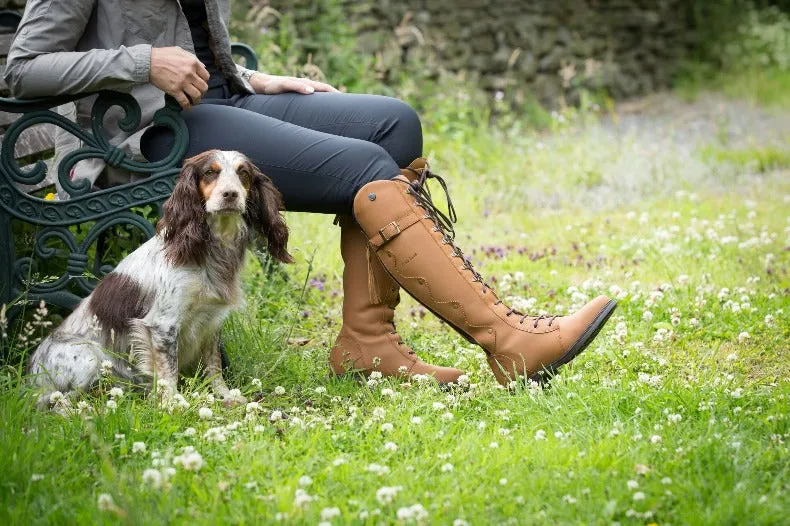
[304, 79, 339, 92]
[191, 75, 209, 95]
[172, 92, 192, 111]
[183, 83, 203, 106]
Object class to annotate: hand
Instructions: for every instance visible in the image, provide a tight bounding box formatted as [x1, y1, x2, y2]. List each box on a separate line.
[150, 47, 210, 110]
[248, 73, 339, 95]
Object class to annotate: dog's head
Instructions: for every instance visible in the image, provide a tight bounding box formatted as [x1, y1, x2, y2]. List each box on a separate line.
[158, 150, 293, 265]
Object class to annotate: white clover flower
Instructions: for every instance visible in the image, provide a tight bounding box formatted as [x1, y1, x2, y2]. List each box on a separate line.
[97, 493, 115, 511]
[31, 474, 44, 482]
[627, 480, 639, 490]
[203, 427, 227, 443]
[534, 429, 547, 441]
[100, 360, 114, 376]
[410, 416, 422, 425]
[273, 386, 286, 395]
[106, 399, 117, 413]
[332, 457, 346, 467]
[132, 441, 146, 454]
[650, 435, 663, 444]
[108, 387, 124, 399]
[246, 401, 261, 413]
[298, 475, 313, 487]
[489, 441, 499, 449]
[764, 315, 775, 327]
[441, 412, 454, 421]
[251, 378, 262, 389]
[661, 477, 673, 485]
[454, 520, 470, 526]
[376, 485, 402, 504]
[730, 388, 743, 399]
[372, 407, 386, 420]
[182, 427, 196, 437]
[142, 468, 162, 489]
[253, 425, 265, 433]
[562, 494, 577, 504]
[173, 449, 203, 471]
[737, 332, 750, 343]
[384, 441, 398, 452]
[381, 388, 396, 398]
[320, 507, 341, 521]
[198, 407, 213, 420]
[369, 371, 383, 380]
[441, 463, 454, 472]
[397, 504, 428, 521]
[432, 402, 445, 411]
[314, 386, 327, 394]
[667, 413, 682, 424]
[381, 422, 394, 433]
[499, 478, 508, 486]
[269, 410, 283, 422]
[49, 391, 65, 405]
[633, 491, 646, 501]
[293, 489, 314, 508]
[642, 310, 654, 321]
[365, 463, 390, 476]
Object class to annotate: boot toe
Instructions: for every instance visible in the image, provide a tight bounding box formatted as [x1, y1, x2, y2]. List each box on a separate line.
[560, 295, 614, 345]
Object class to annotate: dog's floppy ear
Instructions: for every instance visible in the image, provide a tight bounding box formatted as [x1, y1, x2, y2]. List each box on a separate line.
[158, 152, 211, 265]
[244, 163, 293, 264]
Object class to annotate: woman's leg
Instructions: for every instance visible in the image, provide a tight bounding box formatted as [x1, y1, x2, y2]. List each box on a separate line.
[141, 102, 400, 214]
[229, 92, 423, 168]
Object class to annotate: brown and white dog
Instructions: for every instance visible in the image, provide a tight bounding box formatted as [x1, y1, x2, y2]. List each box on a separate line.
[28, 150, 292, 409]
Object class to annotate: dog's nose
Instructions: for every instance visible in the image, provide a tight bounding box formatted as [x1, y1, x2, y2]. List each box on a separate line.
[222, 190, 239, 200]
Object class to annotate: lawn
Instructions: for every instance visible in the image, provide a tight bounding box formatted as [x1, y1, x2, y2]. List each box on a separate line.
[1, 90, 788, 525]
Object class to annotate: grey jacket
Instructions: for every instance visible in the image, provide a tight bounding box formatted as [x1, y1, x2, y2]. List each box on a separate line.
[4, 0, 256, 195]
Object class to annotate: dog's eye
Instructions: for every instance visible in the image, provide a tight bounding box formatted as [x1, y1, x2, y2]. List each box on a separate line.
[238, 169, 251, 183]
[202, 169, 217, 179]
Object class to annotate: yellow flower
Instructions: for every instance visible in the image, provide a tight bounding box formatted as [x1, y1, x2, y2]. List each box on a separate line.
[44, 192, 56, 201]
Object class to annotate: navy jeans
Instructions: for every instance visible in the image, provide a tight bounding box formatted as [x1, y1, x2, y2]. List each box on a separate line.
[141, 90, 423, 214]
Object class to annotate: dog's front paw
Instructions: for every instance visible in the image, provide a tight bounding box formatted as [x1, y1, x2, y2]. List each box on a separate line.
[220, 388, 247, 408]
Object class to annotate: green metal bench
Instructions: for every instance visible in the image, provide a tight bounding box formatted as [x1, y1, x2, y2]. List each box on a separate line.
[0, 15, 260, 322]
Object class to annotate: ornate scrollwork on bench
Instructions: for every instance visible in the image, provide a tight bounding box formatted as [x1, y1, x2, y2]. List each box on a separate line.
[0, 90, 188, 311]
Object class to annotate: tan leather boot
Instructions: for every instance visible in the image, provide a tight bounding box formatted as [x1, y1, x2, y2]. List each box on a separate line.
[329, 214, 465, 383]
[352, 159, 617, 386]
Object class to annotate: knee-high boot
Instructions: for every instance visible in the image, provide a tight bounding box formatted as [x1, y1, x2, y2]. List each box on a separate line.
[352, 159, 617, 385]
[329, 214, 465, 383]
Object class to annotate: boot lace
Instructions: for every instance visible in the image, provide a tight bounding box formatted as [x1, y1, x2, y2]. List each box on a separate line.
[401, 163, 558, 329]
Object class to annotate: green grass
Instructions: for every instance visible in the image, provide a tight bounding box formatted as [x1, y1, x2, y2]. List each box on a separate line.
[676, 65, 790, 109]
[700, 143, 790, 172]
[2, 95, 790, 525]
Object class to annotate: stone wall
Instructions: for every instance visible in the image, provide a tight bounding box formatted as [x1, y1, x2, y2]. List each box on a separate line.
[254, 0, 690, 105]
[3, 0, 692, 104]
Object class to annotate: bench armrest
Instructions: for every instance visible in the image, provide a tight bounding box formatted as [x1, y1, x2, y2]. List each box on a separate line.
[0, 90, 188, 225]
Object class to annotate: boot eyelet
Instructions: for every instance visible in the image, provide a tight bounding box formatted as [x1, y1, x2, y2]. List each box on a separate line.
[417, 278, 425, 285]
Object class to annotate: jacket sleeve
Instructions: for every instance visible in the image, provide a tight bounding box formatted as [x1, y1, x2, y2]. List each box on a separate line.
[4, 0, 151, 98]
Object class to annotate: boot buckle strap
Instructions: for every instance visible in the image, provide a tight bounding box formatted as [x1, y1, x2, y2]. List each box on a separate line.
[370, 213, 420, 248]
[379, 221, 400, 242]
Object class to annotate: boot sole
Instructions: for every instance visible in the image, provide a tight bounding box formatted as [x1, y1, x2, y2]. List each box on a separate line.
[528, 299, 618, 384]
